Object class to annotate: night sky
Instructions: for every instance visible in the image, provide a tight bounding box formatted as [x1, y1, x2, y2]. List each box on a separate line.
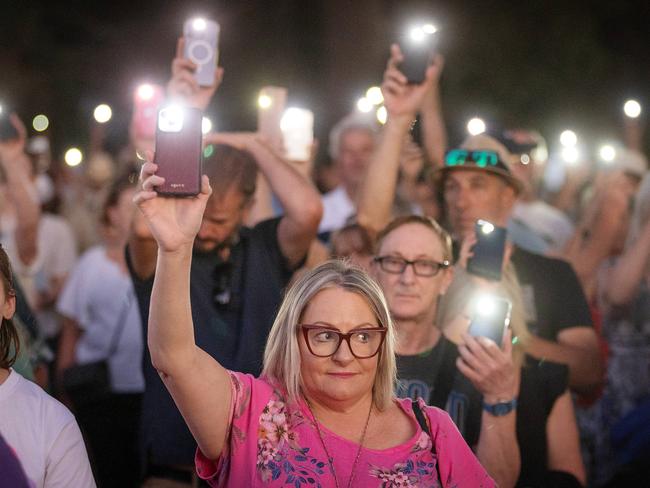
[2, 0, 650, 162]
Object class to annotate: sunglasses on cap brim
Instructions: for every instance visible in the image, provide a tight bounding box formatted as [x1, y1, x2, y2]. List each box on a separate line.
[443, 149, 510, 173]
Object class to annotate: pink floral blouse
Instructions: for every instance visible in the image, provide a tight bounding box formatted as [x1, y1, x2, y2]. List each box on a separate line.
[195, 372, 494, 487]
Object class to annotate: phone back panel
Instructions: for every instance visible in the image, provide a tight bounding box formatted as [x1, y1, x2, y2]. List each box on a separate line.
[467, 223, 507, 281]
[183, 20, 220, 87]
[468, 298, 511, 345]
[154, 108, 203, 196]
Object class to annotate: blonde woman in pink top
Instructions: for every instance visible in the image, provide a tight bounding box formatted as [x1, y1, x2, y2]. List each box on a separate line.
[135, 162, 494, 487]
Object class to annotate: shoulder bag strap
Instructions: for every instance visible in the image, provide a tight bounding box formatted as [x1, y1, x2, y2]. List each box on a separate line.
[412, 400, 443, 486]
[104, 289, 134, 360]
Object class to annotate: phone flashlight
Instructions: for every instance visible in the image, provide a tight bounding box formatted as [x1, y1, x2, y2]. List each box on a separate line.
[599, 144, 616, 163]
[281, 107, 314, 161]
[258, 94, 273, 109]
[400, 22, 439, 84]
[623, 99, 642, 119]
[137, 84, 155, 101]
[158, 106, 185, 133]
[478, 220, 495, 235]
[469, 294, 512, 345]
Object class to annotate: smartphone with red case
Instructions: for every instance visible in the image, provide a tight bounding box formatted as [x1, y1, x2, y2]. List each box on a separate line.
[132, 84, 164, 141]
[154, 106, 203, 196]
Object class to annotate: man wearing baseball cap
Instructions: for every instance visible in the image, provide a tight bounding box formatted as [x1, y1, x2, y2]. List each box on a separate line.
[359, 112, 602, 395]
[433, 133, 602, 394]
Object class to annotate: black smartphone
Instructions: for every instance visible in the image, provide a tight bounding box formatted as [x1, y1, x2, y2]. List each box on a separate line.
[154, 106, 203, 196]
[399, 25, 438, 84]
[0, 107, 19, 141]
[183, 18, 220, 87]
[468, 295, 512, 345]
[467, 220, 507, 281]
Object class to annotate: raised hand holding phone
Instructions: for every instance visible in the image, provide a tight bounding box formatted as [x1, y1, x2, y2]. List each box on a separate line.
[183, 18, 220, 87]
[399, 23, 440, 84]
[134, 156, 212, 254]
[168, 37, 224, 111]
[382, 44, 441, 122]
[153, 106, 203, 196]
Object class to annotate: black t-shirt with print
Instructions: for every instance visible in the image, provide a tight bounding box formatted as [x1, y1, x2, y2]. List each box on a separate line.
[127, 217, 296, 468]
[398, 344, 569, 487]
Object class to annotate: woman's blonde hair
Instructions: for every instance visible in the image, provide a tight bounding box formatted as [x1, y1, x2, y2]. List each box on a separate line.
[262, 260, 397, 411]
[437, 263, 531, 367]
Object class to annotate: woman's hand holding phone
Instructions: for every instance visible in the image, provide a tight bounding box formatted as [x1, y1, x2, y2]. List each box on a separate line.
[134, 155, 212, 254]
[167, 38, 224, 111]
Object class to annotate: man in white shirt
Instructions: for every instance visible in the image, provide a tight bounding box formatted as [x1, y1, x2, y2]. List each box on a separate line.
[319, 113, 377, 233]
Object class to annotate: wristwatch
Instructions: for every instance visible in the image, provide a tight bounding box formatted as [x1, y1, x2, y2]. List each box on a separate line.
[482, 398, 517, 416]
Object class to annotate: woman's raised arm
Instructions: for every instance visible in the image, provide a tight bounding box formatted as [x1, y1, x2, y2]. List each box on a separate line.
[134, 161, 232, 460]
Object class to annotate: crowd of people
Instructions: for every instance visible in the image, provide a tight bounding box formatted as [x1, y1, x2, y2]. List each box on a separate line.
[0, 20, 649, 488]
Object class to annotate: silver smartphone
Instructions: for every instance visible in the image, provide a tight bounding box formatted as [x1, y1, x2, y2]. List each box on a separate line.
[183, 18, 220, 87]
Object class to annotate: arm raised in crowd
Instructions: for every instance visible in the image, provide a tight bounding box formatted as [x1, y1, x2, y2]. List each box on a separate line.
[419, 56, 447, 168]
[128, 37, 224, 280]
[356, 45, 441, 235]
[134, 162, 232, 460]
[0, 114, 40, 266]
[604, 218, 650, 306]
[564, 172, 633, 299]
[205, 132, 322, 268]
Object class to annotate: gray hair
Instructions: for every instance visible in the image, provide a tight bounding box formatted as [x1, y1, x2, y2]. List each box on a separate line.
[328, 113, 378, 160]
[262, 259, 397, 411]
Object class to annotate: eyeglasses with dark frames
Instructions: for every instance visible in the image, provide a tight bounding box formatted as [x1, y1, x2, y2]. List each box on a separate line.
[299, 324, 386, 359]
[373, 256, 450, 277]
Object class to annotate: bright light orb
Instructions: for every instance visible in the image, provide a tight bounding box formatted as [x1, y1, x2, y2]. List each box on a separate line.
[64, 148, 83, 167]
[137, 84, 154, 101]
[624, 99, 642, 119]
[467, 117, 486, 136]
[366, 86, 383, 106]
[192, 18, 207, 31]
[376, 106, 388, 125]
[356, 97, 373, 113]
[32, 114, 49, 132]
[559, 130, 577, 147]
[258, 94, 272, 109]
[561, 146, 579, 164]
[201, 116, 213, 135]
[422, 24, 438, 34]
[599, 144, 616, 163]
[409, 27, 425, 42]
[93, 104, 112, 124]
[480, 221, 495, 235]
[476, 295, 496, 317]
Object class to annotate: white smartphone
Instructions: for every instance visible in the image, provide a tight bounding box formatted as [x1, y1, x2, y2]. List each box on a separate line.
[280, 107, 314, 162]
[183, 18, 220, 87]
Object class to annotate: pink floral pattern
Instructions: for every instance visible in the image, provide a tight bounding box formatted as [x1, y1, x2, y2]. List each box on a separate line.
[195, 372, 494, 487]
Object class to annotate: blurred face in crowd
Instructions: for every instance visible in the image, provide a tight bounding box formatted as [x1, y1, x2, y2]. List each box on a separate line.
[195, 185, 249, 253]
[107, 187, 137, 239]
[337, 128, 375, 192]
[373, 223, 452, 323]
[443, 170, 517, 240]
[331, 226, 373, 272]
[298, 287, 380, 406]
